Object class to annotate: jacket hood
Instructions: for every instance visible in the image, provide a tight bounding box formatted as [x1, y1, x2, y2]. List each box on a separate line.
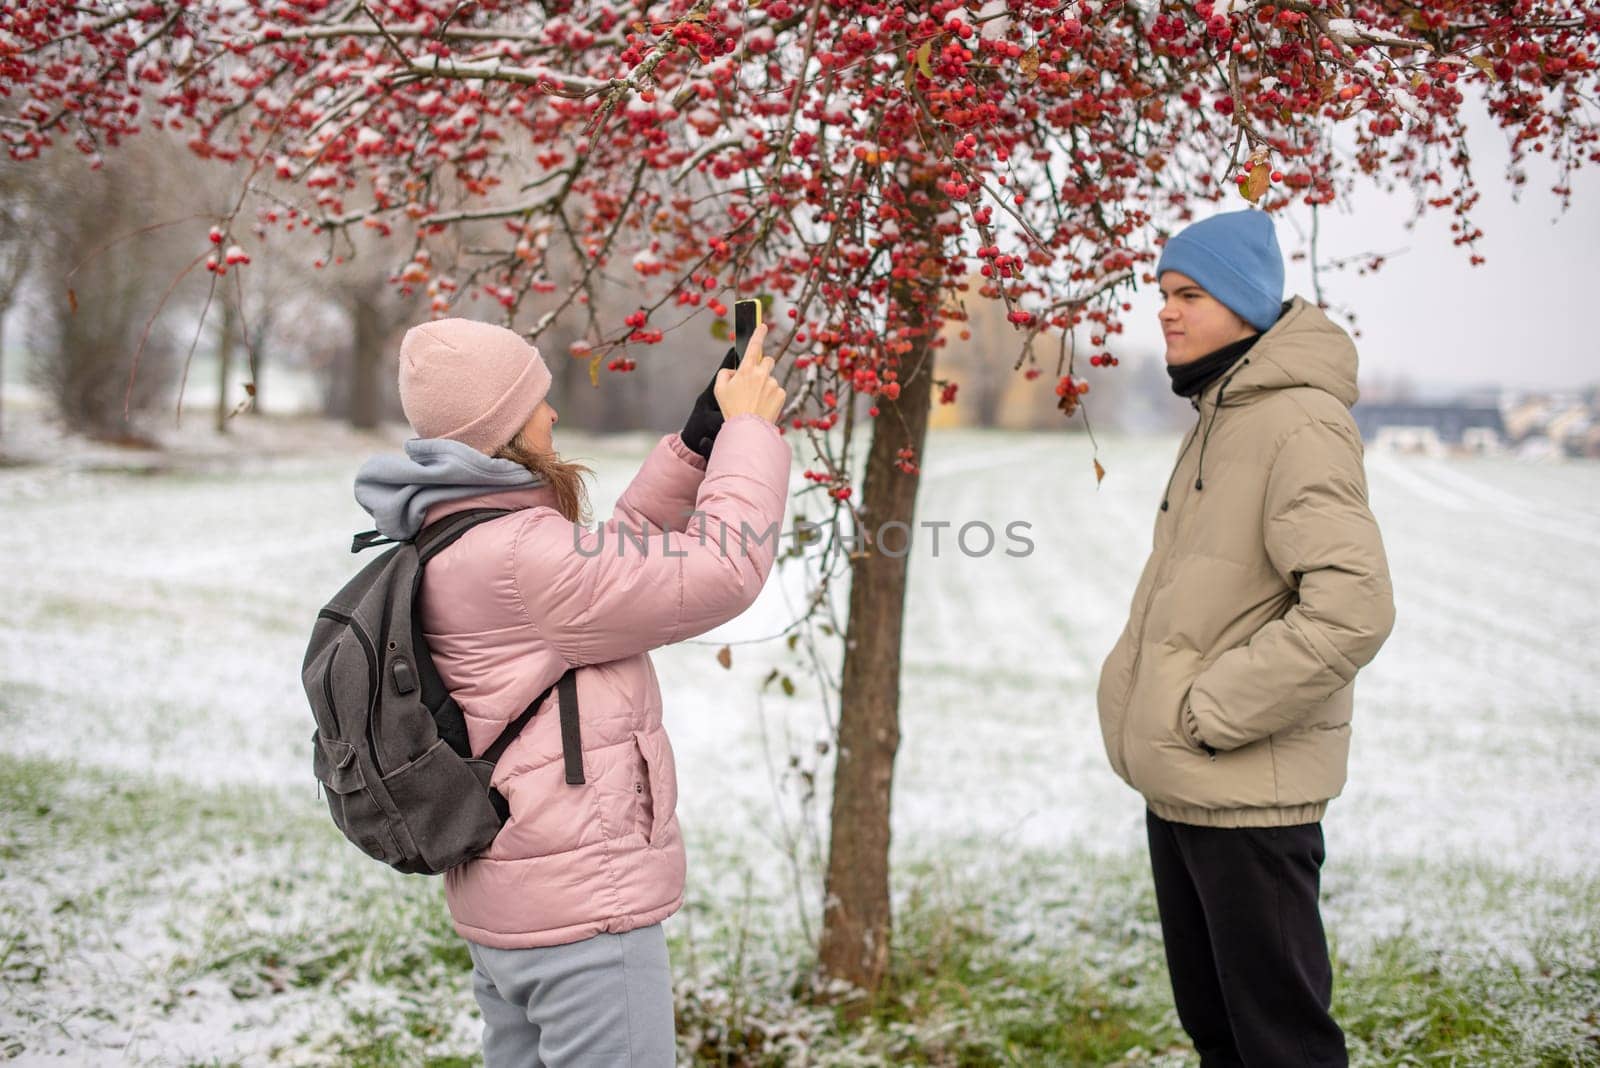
[354, 437, 543, 540]
[1214, 297, 1359, 410]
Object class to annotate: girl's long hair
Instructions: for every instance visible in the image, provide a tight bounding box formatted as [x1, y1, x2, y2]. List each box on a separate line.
[493, 432, 593, 525]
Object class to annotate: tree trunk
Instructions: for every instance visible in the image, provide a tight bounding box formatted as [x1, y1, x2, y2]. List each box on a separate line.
[214, 297, 236, 433]
[348, 289, 383, 430]
[817, 262, 938, 996]
[0, 311, 7, 441]
[973, 373, 1003, 429]
[245, 312, 269, 416]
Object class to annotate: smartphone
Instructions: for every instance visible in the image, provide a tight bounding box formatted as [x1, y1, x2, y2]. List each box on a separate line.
[734, 299, 762, 355]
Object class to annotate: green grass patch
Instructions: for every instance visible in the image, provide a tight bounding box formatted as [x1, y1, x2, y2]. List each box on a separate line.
[5, 754, 1599, 1066]
[0, 753, 480, 1064]
[1337, 934, 1600, 1065]
[672, 849, 1600, 1067]
[672, 851, 1185, 1067]
[0, 750, 322, 854]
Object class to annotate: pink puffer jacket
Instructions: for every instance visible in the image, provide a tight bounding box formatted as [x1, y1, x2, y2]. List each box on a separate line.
[418, 415, 791, 948]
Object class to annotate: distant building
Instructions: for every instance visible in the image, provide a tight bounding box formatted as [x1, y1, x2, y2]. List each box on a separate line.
[1501, 394, 1599, 457]
[1546, 408, 1595, 457]
[1354, 402, 1505, 454]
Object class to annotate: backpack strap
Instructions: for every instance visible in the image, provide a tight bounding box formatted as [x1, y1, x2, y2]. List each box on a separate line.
[415, 508, 513, 562]
[351, 529, 398, 553]
[352, 507, 511, 556]
[408, 508, 517, 758]
[478, 668, 585, 786]
[480, 676, 558, 766]
[558, 670, 584, 785]
[410, 506, 587, 786]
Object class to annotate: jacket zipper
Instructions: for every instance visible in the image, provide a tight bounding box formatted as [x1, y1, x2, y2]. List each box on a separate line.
[318, 609, 384, 774]
[1120, 415, 1196, 777]
[1117, 399, 1209, 777]
[1118, 366, 1249, 775]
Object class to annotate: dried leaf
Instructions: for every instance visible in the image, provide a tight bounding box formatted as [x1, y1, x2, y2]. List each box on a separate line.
[1094, 458, 1106, 486]
[786, 633, 800, 651]
[715, 645, 732, 670]
[67, 288, 77, 314]
[916, 39, 934, 79]
[243, 382, 256, 396]
[1020, 46, 1041, 83]
[588, 353, 602, 388]
[1241, 161, 1271, 203]
[1469, 55, 1499, 79]
[711, 318, 730, 341]
[780, 675, 796, 697]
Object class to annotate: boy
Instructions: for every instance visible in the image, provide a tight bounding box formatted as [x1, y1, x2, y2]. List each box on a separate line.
[1097, 210, 1395, 1066]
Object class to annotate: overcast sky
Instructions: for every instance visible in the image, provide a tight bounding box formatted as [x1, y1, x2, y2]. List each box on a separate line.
[1121, 116, 1600, 394]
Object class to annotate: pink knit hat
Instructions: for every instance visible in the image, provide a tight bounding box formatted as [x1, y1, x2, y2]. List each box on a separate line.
[398, 318, 553, 453]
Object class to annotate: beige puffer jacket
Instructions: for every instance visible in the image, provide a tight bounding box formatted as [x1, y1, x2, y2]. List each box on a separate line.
[1097, 297, 1396, 828]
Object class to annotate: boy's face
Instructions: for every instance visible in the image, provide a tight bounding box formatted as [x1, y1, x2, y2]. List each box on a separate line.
[1158, 271, 1257, 366]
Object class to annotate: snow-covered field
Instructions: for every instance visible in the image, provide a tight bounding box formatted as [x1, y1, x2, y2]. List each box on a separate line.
[2, 417, 1598, 1064]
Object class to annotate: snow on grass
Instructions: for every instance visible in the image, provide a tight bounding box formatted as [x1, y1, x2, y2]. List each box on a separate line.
[2, 419, 1598, 1063]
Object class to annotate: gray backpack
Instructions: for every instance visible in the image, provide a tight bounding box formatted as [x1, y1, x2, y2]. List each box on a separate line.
[301, 508, 584, 875]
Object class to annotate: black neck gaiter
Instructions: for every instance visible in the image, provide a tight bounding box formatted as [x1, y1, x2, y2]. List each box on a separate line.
[1167, 332, 1259, 399]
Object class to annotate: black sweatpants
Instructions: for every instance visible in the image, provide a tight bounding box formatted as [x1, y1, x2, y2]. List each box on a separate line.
[1145, 810, 1346, 1068]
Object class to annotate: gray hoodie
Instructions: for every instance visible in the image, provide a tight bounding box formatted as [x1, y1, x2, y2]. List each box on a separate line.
[354, 438, 542, 540]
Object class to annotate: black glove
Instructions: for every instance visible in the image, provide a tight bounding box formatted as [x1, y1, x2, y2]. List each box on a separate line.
[680, 345, 740, 458]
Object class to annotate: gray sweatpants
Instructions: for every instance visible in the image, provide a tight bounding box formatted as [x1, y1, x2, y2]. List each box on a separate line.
[467, 925, 675, 1067]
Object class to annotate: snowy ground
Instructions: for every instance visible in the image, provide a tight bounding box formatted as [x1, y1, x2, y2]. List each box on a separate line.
[2, 411, 1598, 1064]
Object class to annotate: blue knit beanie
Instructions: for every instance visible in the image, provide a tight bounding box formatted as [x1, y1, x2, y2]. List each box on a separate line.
[1156, 210, 1284, 332]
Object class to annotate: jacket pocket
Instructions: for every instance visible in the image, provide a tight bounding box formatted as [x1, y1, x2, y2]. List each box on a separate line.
[632, 728, 678, 847]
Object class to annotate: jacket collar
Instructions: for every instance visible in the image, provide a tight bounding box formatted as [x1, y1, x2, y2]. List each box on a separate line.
[1200, 297, 1359, 410]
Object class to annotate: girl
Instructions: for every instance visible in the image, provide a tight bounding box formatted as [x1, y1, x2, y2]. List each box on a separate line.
[354, 316, 790, 1065]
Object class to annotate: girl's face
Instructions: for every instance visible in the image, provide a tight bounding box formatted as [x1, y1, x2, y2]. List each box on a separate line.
[519, 400, 558, 454]
[1158, 271, 1257, 365]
